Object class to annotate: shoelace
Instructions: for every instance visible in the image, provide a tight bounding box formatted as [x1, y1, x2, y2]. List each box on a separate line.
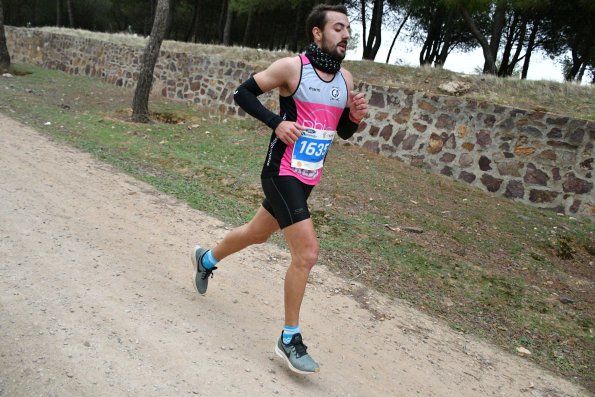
[292, 340, 308, 358]
[201, 266, 217, 280]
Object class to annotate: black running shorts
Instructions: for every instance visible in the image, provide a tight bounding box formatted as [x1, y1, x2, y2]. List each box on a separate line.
[261, 176, 314, 229]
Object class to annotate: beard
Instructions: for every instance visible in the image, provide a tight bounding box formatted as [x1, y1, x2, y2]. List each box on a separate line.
[321, 40, 346, 61]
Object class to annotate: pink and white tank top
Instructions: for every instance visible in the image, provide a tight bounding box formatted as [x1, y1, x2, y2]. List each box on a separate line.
[261, 54, 348, 185]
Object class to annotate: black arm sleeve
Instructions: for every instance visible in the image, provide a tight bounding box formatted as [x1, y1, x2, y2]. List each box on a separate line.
[233, 76, 283, 131]
[336, 108, 360, 140]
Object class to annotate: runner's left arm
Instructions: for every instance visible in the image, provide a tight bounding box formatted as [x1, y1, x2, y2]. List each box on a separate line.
[336, 69, 368, 140]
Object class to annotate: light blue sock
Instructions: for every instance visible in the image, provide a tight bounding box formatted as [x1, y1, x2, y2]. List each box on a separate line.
[201, 249, 219, 270]
[282, 325, 300, 344]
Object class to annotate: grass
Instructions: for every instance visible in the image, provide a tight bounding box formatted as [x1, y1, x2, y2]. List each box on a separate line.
[1, 64, 593, 392]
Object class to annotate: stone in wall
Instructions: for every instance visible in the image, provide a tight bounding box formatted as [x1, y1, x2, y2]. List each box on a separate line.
[529, 189, 559, 204]
[504, 180, 524, 199]
[428, 133, 444, 154]
[444, 134, 456, 149]
[479, 156, 492, 171]
[459, 171, 476, 184]
[363, 140, 380, 154]
[548, 127, 562, 139]
[440, 153, 456, 163]
[514, 145, 536, 156]
[462, 142, 474, 152]
[538, 149, 557, 161]
[380, 125, 393, 141]
[393, 106, 411, 124]
[476, 130, 492, 147]
[413, 122, 427, 132]
[369, 91, 385, 108]
[392, 129, 407, 147]
[459, 153, 473, 168]
[563, 173, 593, 194]
[436, 114, 456, 130]
[402, 135, 418, 150]
[418, 100, 437, 113]
[524, 163, 549, 186]
[497, 161, 524, 177]
[568, 128, 585, 145]
[381, 144, 397, 155]
[481, 174, 503, 193]
[484, 114, 496, 128]
[441, 166, 453, 176]
[580, 158, 593, 170]
[375, 112, 389, 121]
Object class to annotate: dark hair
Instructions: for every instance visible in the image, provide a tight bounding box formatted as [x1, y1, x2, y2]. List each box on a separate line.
[305, 4, 348, 42]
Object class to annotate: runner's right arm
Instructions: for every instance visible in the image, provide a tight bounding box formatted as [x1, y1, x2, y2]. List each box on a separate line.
[233, 76, 284, 131]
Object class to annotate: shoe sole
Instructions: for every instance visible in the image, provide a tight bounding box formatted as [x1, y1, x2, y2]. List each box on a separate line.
[275, 343, 320, 375]
[191, 246, 205, 295]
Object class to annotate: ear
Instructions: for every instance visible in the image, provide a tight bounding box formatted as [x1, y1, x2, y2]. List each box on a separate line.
[312, 26, 322, 42]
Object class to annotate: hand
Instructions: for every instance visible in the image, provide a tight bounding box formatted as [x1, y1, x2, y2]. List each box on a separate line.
[349, 91, 368, 122]
[274, 121, 305, 145]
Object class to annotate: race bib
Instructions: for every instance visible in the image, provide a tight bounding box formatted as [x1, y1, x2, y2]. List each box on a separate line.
[291, 128, 336, 171]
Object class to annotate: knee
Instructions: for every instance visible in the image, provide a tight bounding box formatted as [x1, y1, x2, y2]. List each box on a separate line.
[294, 241, 319, 271]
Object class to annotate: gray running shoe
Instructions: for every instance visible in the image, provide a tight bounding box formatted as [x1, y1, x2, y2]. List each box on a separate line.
[275, 332, 320, 374]
[191, 246, 217, 295]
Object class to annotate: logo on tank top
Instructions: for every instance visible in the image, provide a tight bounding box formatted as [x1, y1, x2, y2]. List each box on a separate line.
[330, 87, 341, 101]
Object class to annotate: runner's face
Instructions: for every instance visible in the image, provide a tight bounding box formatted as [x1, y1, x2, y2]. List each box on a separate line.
[317, 11, 350, 60]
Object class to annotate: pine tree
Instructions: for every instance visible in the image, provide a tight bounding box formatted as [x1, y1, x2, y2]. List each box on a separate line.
[131, 0, 170, 123]
[0, 0, 11, 74]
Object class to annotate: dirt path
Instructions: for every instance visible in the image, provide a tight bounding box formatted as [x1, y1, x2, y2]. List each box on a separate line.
[0, 114, 588, 397]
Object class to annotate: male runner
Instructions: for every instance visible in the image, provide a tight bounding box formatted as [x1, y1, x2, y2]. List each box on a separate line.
[191, 4, 368, 374]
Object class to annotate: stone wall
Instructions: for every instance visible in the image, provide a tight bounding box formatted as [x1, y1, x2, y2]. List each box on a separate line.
[354, 83, 594, 217]
[6, 27, 594, 218]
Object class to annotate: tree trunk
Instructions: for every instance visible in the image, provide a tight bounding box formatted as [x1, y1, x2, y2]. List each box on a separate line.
[290, 1, 303, 52]
[243, 8, 253, 47]
[577, 62, 587, 82]
[0, 0, 11, 74]
[489, 1, 507, 62]
[165, 0, 174, 39]
[385, 11, 410, 64]
[131, 0, 170, 123]
[435, 25, 452, 67]
[565, 43, 584, 81]
[218, 0, 228, 43]
[369, 2, 382, 59]
[506, 18, 527, 76]
[419, 11, 443, 66]
[360, 0, 366, 54]
[185, 0, 200, 42]
[65, 0, 74, 27]
[222, 5, 232, 46]
[56, 0, 62, 27]
[145, 0, 155, 36]
[461, 7, 496, 74]
[521, 20, 538, 79]
[363, 0, 383, 60]
[34, 0, 40, 26]
[498, 13, 519, 76]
